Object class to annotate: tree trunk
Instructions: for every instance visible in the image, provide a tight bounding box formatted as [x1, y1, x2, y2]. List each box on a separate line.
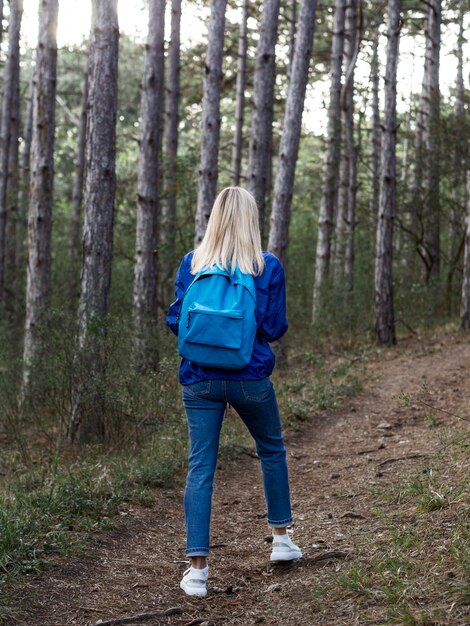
[333, 0, 360, 285]
[246, 0, 281, 239]
[160, 0, 181, 306]
[0, 0, 23, 305]
[69, 0, 119, 446]
[194, 0, 227, 245]
[369, 13, 381, 234]
[267, 0, 318, 268]
[311, 0, 346, 321]
[375, 0, 400, 346]
[68, 70, 89, 304]
[446, 3, 466, 314]
[461, 172, 470, 330]
[342, 0, 361, 294]
[16, 79, 33, 282]
[15, 80, 34, 283]
[0, 1, 4, 47]
[133, 0, 166, 366]
[0, 0, 4, 139]
[417, 0, 441, 281]
[5, 38, 21, 311]
[397, 76, 414, 263]
[287, 0, 297, 82]
[21, 0, 57, 396]
[408, 74, 425, 273]
[230, 0, 249, 187]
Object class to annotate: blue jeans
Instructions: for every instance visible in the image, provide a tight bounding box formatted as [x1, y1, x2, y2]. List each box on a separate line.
[182, 377, 293, 557]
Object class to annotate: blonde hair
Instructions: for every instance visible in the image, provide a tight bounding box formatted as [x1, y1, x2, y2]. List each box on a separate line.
[191, 186, 265, 276]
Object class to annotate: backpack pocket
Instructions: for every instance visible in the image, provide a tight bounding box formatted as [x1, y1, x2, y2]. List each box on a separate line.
[185, 305, 243, 350]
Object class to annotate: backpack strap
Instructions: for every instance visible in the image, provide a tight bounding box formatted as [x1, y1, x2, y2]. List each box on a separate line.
[232, 269, 257, 304]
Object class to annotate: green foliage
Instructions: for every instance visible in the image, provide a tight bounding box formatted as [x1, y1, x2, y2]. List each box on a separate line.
[1, 5, 469, 618]
[0, 308, 366, 611]
[274, 354, 363, 422]
[0, 448, 182, 615]
[309, 462, 469, 623]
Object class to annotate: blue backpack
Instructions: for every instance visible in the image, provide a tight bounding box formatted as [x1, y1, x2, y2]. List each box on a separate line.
[177, 266, 257, 369]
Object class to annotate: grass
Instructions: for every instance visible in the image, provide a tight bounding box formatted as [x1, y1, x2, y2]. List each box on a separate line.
[0, 348, 366, 620]
[0, 436, 185, 620]
[308, 446, 469, 625]
[274, 354, 364, 421]
[7, 331, 467, 622]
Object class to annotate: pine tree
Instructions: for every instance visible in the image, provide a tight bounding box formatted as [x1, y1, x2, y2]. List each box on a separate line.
[133, 0, 166, 365]
[246, 0, 281, 238]
[160, 0, 182, 305]
[68, 70, 89, 303]
[375, 0, 400, 345]
[461, 172, 470, 330]
[194, 0, 228, 244]
[312, 0, 346, 321]
[0, 0, 23, 304]
[338, 0, 362, 292]
[22, 0, 58, 395]
[69, 0, 119, 445]
[267, 0, 318, 267]
[231, 0, 249, 187]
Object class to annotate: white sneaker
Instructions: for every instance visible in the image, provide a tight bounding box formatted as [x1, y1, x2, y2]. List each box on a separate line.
[180, 565, 209, 597]
[270, 532, 302, 561]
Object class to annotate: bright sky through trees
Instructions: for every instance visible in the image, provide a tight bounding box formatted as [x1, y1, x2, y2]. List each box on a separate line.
[20, 0, 470, 134]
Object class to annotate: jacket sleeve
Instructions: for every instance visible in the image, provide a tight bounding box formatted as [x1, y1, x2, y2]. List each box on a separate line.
[166, 259, 186, 336]
[258, 260, 288, 343]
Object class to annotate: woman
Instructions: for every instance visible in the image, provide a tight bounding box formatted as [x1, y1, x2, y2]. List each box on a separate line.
[166, 186, 301, 597]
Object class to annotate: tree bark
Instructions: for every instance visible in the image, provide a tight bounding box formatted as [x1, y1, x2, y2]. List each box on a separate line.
[0, 0, 5, 136]
[160, 0, 181, 306]
[0, 1, 4, 47]
[22, 0, 57, 396]
[287, 0, 297, 82]
[267, 0, 318, 268]
[416, 0, 441, 281]
[246, 0, 281, 239]
[369, 13, 381, 233]
[69, 0, 119, 446]
[133, 0, 166, 365]
[230, 0, 249, 187]
[194, 0, 227, 245]
[461, 172, 470, 330]
[342, 0, 361, 294]
[375, 0, 400, 346]
[408, 57, 425, 272]
[397, 76, 414, 262]
[68, 70, 89, 303]
[5, 36, 21, 311]
[0, 0, 23, 305]
[447, 2, 466, 314]
[16, 79, 33, 281]
[311, 0, 346, 321]
[333, 0, 360, 286]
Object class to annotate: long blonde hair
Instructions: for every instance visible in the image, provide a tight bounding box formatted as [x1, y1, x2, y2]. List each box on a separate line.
[191, 186, 265, 276]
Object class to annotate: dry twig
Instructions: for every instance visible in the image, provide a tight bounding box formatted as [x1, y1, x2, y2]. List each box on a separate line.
[94, 607, 184, 626]
[377, 453, 428, 467]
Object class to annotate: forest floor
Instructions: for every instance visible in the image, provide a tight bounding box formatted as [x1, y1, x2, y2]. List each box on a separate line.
[6, 331, 470, 626]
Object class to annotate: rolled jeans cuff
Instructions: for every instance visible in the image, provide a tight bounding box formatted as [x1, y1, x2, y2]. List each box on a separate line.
[268, 517, 293, 528]
[186, 548, 209, 557]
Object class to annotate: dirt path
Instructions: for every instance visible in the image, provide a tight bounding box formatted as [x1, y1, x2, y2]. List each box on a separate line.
[11, 334, 470, 625]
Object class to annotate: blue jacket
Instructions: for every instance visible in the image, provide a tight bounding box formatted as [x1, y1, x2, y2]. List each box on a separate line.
[166, 251, 288, 384]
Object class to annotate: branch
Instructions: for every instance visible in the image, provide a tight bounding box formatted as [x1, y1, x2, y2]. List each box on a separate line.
[377, 453, 428, 467]
[94, 607, 184, 626]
